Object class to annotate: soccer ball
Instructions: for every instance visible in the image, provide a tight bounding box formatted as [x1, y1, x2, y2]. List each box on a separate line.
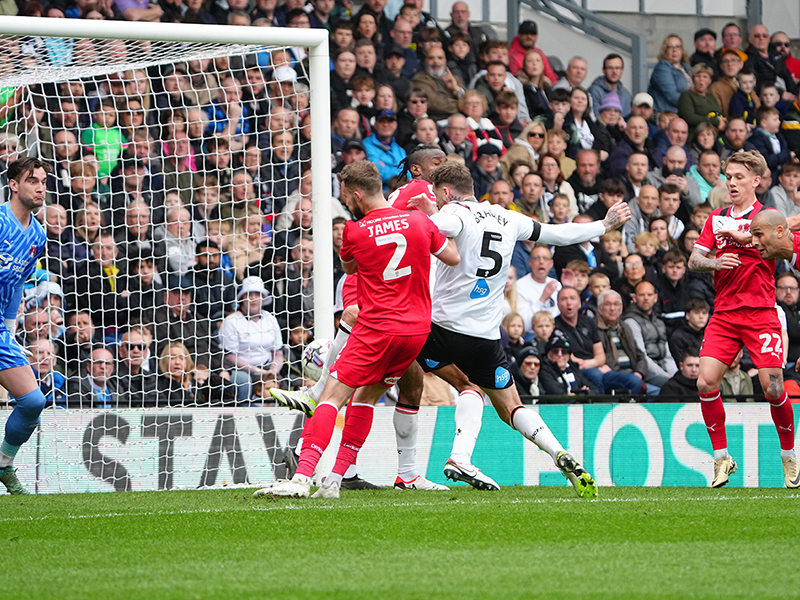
[302, 339, 332, 382]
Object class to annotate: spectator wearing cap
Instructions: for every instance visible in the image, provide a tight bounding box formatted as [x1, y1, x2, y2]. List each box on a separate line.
[595, 290, 652, 395]
[648, 35, 692, 113]
[538, 334, 599, 398]
[220, 276, 284, 396]
[745, 24, 799, 99]
[511, 346, 542, 402]
[678, 63, 726, 134]
[595, 91, 626, 150]
[470, 143, 504, 200]
[412, 46, 466, 121]
[382, 44, 412, 101]
[588, 54, 632, 120]
[509, 20, 558, 83]
[388, 18, 419, 78]
[187, 240, 237, 327]
[363, 109, 406, 189]
[690, 28, 720, 79]
[710, 48, 744, 117]
[630, 92, 659, 137]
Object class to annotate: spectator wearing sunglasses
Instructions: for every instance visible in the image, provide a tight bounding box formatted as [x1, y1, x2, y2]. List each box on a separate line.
[116, 329, 159, 407]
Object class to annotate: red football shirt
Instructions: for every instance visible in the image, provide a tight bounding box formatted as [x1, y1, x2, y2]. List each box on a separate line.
[388, 179, 437, 212]
[695, 202, 776, 311]
[340, 206, 448, 335]
[791, 232, 800, 274]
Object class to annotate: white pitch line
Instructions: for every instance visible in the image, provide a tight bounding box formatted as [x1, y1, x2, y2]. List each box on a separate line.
[0, 492, 798, 524]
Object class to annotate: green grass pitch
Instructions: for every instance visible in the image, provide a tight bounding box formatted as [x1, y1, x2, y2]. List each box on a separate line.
[1, 485, 799, 599]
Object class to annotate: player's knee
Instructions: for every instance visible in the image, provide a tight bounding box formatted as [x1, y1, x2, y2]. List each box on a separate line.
[696, 375, 716, 394]
[15, 388, 47, 419]
[342, 305, 359, 327]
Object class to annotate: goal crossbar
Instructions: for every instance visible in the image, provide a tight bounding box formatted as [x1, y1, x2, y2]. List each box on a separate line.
[0, 16, 335, 340]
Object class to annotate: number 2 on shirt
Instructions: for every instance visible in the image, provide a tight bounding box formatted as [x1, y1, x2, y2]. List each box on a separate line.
[376, 233, 411, 281]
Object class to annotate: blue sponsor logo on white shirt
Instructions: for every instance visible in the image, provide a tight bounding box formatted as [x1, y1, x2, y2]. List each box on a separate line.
[470, 279, 490, 299]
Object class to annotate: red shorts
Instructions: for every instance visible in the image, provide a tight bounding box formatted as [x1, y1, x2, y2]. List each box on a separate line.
[700, 307, 784, 369]
[342, 274, 358, 309]
[330, 324, 428, 388]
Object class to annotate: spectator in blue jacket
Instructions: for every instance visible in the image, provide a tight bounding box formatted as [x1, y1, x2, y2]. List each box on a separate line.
[648, 35, 692, 113]
[745, 106, 794, 186]
[363, 110, 406, 190]
[588, 54, 632, 119]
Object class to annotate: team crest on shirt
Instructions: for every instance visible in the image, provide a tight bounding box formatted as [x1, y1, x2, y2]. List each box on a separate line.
[28, 245, 38, 258]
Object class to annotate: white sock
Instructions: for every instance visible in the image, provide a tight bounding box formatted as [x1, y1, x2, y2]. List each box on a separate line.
[0, 453, 13, 468]
[292, 473, 311, 485]
[322, 471, 344, 488]
[781, 449, 797, 460]
[343, 463, 358, 479]
[714, 449, 729, 460]
[309, 323, 351, 400]
[394, 404, 419, 479]
[510, 407, 563, 462]
[450, 390, 484, 464]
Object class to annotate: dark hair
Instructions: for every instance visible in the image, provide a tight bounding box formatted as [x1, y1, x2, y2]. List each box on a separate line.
[7, 157, 50, 183]
[685, 297, 710, 313]
[549, 88, 570, 104]
[285, 7, 308, 23]
[486, 60, 507, 71]
[338, 160, 383, 196]
[603, 53, 623, 69]
[429, 163, 474, 196]
[681, 346, 701, 363]
[659, 183, 681, 197]
[662, 249, 686, 265]
[600, 177, 625, 197]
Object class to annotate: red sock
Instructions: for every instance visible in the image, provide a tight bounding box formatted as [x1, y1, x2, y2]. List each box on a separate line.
[769, 392, 795, 451]
[296, 403, 339, 478]
[699, 390, 727, 451]
[333, 403, 374, 476]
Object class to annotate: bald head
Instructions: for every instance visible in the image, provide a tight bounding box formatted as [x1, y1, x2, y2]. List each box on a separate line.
[746, 209, 793, 260]
[752, 209, 787, 230]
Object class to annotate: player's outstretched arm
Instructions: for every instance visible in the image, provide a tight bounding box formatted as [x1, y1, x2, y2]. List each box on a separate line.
[536, 201, 632, 247]
[601, 200, 633, 233]
[688, 247, 741, 272]
[436, 238, 460, 266]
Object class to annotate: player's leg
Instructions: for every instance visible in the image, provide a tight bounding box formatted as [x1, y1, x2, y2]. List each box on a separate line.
[697, 312, 742, 488]
[0, 365, 47, 495]
[392, 361, 449, 490]
[270, 305, 358, 414]
[745, 311, 798, 488]
[482, 384, 598, 498]
[430, 363, 499, 490]
[254, 376, 356, 498]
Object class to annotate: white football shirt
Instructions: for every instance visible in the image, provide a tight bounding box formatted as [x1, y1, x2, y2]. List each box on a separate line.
[431, 201, 539, 339]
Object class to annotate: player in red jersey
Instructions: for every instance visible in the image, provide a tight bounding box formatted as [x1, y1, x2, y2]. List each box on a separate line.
[689, 150, 797, 488]
[272, 146, 478, 493]
[716, 208, 800, 488]
[254, 161, 460, 498]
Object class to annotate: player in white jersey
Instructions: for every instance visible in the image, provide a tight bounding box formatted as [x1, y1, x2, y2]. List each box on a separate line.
[413, 164, 631, 496]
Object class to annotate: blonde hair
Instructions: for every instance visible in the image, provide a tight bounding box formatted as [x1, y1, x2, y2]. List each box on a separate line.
[724, 150, 768, 178]
[588, 272, 610, 286]
[657, 35, 690, 64]
[501, 312, 524, 333]
[600, 229, 622, 243]
[74, 201, 106, 245]
[532, 310, 555, 326]
[159, 342, 195, 389]
[635, 232, 659, 247]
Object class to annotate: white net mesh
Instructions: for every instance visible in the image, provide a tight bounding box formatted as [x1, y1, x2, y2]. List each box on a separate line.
[0, 29, 332, 492]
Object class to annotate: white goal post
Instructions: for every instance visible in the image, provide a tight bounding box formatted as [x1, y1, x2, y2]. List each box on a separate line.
[0, 17, 336, 493]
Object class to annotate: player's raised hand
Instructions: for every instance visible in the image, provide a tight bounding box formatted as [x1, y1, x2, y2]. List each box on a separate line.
[715, 252, 741, 270]
[718, 228, 753, 246]
[602, 200, 632, 231]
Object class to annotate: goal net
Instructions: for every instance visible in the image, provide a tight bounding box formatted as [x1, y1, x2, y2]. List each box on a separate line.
[0, 17, 334, 493]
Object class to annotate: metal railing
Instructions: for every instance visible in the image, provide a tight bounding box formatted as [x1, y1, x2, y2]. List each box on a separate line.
[509, 0, 649, 93]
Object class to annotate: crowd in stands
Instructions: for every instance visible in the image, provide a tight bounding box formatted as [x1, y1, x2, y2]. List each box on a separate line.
[1, 0, 800, 406]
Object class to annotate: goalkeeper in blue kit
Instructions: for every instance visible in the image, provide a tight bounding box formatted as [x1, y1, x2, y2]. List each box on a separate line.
[0, 158, 50, 495]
